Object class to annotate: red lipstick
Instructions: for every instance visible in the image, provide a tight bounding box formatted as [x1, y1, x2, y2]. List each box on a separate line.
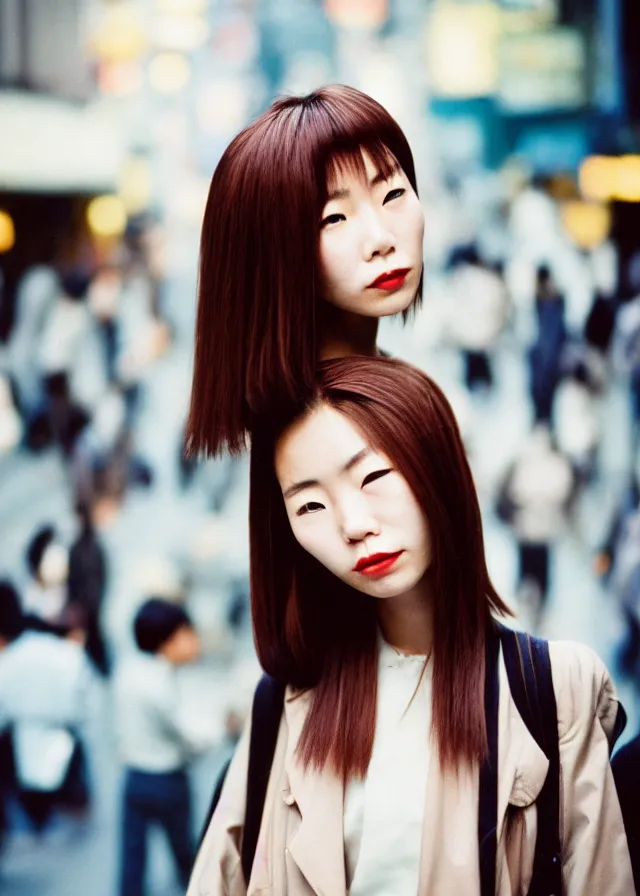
[367, 268, 410, 291]
[353, 551, 404, 577]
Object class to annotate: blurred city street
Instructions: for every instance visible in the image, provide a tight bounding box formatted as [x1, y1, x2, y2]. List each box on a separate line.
[1, 1, 640, 894]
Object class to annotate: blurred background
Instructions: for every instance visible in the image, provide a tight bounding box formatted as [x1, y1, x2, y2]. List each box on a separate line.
[0, 0, 639, 893]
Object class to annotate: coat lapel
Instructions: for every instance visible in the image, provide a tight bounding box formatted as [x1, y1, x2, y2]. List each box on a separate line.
[417, 649, 550, 894]
[282, 687, 347, 896]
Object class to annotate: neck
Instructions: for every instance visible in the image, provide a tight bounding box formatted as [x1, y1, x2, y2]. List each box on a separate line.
[319, 305, 379, 360]
[376, 573, 434, 656]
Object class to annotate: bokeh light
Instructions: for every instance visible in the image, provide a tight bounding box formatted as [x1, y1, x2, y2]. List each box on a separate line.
[324, 0, 388, 29]
[86, 195, 128, 239]
[148, 52, 191, 94]
[88, 2, 148, 63]
[118, 157, 152, 215]
[0, 210, 16, 253]
[561, 200, 612, 249]
[426, 1, 502, 98]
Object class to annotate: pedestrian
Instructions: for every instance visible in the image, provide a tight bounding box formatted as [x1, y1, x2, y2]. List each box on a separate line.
[23, 524, 69, 626]
[0, 579, 93, 837]
[495, 425, 576, 629]
[605, 481, 640, 678]
[612, 292, 640, 457]
[189, 356, 632, 895]
[67, 502, 110, 676]
[114, 598, 217, 896]
[554, 361, 601, 484]
[528, 265, 567, 424]
[446, 245, 509, 392]
[187, 84, 424, 458]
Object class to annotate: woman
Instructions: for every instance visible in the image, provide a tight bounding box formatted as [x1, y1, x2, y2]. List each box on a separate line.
[187, 84, 425, 457]
[189, 356, 632, 895]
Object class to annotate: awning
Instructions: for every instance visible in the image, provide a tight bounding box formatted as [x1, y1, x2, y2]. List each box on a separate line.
[0, 90, 125, 193]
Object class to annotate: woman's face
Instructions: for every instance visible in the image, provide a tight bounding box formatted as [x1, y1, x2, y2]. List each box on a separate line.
[319, 150, 424, 318]
[276, 404, 431, 599]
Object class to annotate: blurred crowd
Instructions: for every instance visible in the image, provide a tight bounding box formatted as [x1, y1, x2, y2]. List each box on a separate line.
[0, 3, 639, 891]
[0, 161, 639, 893]
[0, 213, 257, 892]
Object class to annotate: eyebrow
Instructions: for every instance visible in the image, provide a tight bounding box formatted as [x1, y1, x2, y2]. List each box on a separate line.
[282, 447, 372, 500]
[325, 163, 401, 203]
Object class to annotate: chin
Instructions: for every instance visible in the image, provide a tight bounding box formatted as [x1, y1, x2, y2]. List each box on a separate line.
[351, 288, 416, 320]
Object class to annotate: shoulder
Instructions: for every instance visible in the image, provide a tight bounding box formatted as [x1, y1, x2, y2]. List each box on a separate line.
[548, 640, 620, 745]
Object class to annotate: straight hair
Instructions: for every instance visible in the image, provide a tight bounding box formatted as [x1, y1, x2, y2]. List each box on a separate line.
[187, 85, 420, 458]
[249, 356, 511, 780]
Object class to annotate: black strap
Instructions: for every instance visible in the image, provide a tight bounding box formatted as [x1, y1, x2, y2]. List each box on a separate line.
[240, 674, 286, 886]
[196, 673, 285, 878]
[499, 625, 562, 896]
[479, 622, 501, 896]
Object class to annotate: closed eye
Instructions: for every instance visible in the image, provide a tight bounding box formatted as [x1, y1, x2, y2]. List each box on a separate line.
[296, 501, 325, 517]
[362, 469, 392, 487]
[320, 213, 346, 228]
[383, 188, 405, 204]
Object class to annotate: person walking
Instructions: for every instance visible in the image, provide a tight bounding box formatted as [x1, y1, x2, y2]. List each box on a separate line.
[114, 598, 217, 896]
[67, 503, 110, 676]
[0, 579, 93, 836]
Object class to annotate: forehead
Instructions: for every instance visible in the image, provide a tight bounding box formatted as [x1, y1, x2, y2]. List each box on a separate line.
[275, 405, 369, 487]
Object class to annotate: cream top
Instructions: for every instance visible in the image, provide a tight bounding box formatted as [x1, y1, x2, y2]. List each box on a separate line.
[343, 636, 433, 895]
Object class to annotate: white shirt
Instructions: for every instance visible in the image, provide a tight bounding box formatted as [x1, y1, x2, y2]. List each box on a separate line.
[0, 631, 93, 789]
[113, 653, 218, 773]
[344, 637, 432, 895]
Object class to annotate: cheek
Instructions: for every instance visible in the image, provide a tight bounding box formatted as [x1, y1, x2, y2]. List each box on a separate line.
[319, 234, 354, 290]
[401, 199, 425, 246]
[290, 517, 345, 573]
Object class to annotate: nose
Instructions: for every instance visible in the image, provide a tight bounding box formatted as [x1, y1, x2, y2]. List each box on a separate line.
[362, 207, 395, 261]
[339, 499, 380, 544]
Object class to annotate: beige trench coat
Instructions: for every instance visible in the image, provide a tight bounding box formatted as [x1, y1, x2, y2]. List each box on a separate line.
[188, 641, 634, 895]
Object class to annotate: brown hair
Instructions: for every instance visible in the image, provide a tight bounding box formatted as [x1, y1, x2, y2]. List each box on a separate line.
[187, 85, 419, 458]
[249, 356, 511, 780]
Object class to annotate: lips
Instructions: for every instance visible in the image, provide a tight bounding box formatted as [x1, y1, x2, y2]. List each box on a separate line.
[367, 268, 410, 290]
[353, 551, 404, 577]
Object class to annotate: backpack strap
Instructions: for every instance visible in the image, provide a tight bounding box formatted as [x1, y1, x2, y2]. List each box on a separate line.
[499, 624, 562, 896]
[196, 673, 285, 880]
[241, 674, 286, 886]
[478, 621, 501, 896]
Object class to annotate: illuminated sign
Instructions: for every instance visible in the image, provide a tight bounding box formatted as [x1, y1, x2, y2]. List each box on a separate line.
[498, 27, 586, 111]
[427, 2, 501, 98]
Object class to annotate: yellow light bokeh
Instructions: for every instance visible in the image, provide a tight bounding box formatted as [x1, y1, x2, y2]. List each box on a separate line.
[617, 155, 640, 202]
[580, 155, 640, 203]
[561, 200, 611, 250]
[0, 210, 15, 253]
[426, 1, 501, 98]
[87, 195, 128, 240]
[148, 52, 191, 94]
[89, 2, 148, 63]
[118, 157, 152, 215]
